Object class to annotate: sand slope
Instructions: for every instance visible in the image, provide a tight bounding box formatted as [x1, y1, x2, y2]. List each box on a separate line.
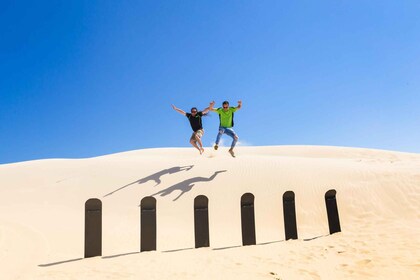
[0, 146, 419, 279]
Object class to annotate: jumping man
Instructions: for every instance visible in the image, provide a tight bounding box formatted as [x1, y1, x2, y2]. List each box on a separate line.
[172, 104, 210, 154]
[209, 100, 242, 157]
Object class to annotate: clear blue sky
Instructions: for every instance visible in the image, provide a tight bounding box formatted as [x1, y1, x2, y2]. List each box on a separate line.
[1, 0, 420, 164]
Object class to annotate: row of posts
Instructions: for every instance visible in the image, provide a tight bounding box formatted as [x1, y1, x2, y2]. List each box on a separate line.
[85, 189, 341, 258]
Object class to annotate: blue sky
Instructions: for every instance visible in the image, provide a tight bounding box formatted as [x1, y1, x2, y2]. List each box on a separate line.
[1, 0, 420, 164]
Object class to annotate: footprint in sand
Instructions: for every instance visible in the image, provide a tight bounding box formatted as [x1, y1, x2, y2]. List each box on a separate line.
[356, 259, 373, 267]
[269, 272, 282, 280]
[298, 269, 321, 280]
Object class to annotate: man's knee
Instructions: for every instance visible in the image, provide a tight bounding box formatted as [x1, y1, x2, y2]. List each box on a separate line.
[190, 139, 196, 145]
[234, 135, 239, 141]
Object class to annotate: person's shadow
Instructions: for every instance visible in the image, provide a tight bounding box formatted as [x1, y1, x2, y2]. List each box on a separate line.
[103, 165, 194, 197]
[151, 170, 227, 201]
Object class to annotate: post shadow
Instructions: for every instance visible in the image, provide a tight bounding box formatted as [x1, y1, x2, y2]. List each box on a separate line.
[283, 191, 298, 240]
[241, 193, 256, 246]
[85, 198, 102, 258]
[194, 195, 210, 248]
[38, 258, 84, 267]
[140, 196, 157, 252]
[151, 170, 227, 201]
[104, 165, 194, 197]
[325, 189, 341, 234]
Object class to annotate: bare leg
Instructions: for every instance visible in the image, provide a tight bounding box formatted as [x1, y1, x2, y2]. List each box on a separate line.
[195, 135, 204, 154]
[190, 139, 201, 153]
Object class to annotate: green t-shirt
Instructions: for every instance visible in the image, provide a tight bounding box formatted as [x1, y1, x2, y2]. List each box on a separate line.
[216, 107, 238, 128]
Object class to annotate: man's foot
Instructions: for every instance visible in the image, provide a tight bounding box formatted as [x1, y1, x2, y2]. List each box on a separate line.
[214, 144, 218, 150]
[200, 148, 204, 155]
[228, 148, 235, 157]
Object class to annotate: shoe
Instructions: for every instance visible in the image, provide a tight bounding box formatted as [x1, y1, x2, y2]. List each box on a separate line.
[214, 145, 218, 150]
[228, 149, 235, 157]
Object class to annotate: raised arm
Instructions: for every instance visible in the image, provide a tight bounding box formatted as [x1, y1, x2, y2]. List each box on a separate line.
[236, 100, 242, 110]
[172, 104, 186, 115]
[202, 107, 210, 114]
[202, 101, 214, 114]
[208, 101, 217, 112]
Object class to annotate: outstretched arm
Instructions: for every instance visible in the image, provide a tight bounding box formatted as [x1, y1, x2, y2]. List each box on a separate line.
[202, 101, 214, 114]
[208, 101, 217, 112]
[202, 107, 210, 114]
[172, 104, 186, 115]
[236, 100, 242, 110]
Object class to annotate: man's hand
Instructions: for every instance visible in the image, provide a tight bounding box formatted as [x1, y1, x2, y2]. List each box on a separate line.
[171, 104, 177, 110]
[237, 100, 242, 109]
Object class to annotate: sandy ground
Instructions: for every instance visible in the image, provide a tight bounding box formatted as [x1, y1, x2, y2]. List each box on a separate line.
[0, 145, 419, 279]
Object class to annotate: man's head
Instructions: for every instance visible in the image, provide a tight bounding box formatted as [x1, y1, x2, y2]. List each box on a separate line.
[222, 101, 229, 111]
[191, 107, 198, 115]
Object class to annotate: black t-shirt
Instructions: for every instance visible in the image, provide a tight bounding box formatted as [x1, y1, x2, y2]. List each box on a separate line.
[185, 111, 203, 132]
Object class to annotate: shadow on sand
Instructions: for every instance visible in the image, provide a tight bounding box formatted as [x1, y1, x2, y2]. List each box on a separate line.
[102, 251, 140, 259]
[150, 170, 227, 201]
[38, 234, 330, 266]
[38, 258, 84, 267]
[303, 234, 328, 241]
[104, 165, 194, 197]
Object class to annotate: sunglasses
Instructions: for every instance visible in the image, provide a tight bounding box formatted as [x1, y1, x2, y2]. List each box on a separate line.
[191, 110, 197, 113]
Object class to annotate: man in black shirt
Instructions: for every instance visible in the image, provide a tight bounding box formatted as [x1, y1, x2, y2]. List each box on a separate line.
[172, 104, 211, 154]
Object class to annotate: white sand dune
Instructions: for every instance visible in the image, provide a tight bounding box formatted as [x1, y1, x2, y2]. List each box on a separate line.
[0, 145, 419, 279]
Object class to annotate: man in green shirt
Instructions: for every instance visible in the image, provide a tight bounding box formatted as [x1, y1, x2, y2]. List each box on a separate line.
[209, 100, 242, 157]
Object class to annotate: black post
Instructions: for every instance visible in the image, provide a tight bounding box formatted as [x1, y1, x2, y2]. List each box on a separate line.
[283, 191, 298, 240]
[84, 198, 102, 258]
[241, 193, 256, 246]
[194, 195, 210, 248]
[325, 189, 341, 234]
[140, 196, 157, 252]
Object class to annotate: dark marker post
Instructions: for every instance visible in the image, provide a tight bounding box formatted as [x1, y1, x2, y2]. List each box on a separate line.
[325, 189, 341, 234]
[241, 193, 256, 246]
[283, 191, 298, 240]
[140, 196, 157, 252]
[194, 195, 210, 248]
[84, 198, 102, 258]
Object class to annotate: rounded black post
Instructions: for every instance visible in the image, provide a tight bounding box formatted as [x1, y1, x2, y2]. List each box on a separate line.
[84, 198, 102, 258]
[140, 196, 157, 252]
[283, 191, 298, 240]
[194, 195, 210, 248]
[325, 189, 341, 234]
[241, 193, 256, 246]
